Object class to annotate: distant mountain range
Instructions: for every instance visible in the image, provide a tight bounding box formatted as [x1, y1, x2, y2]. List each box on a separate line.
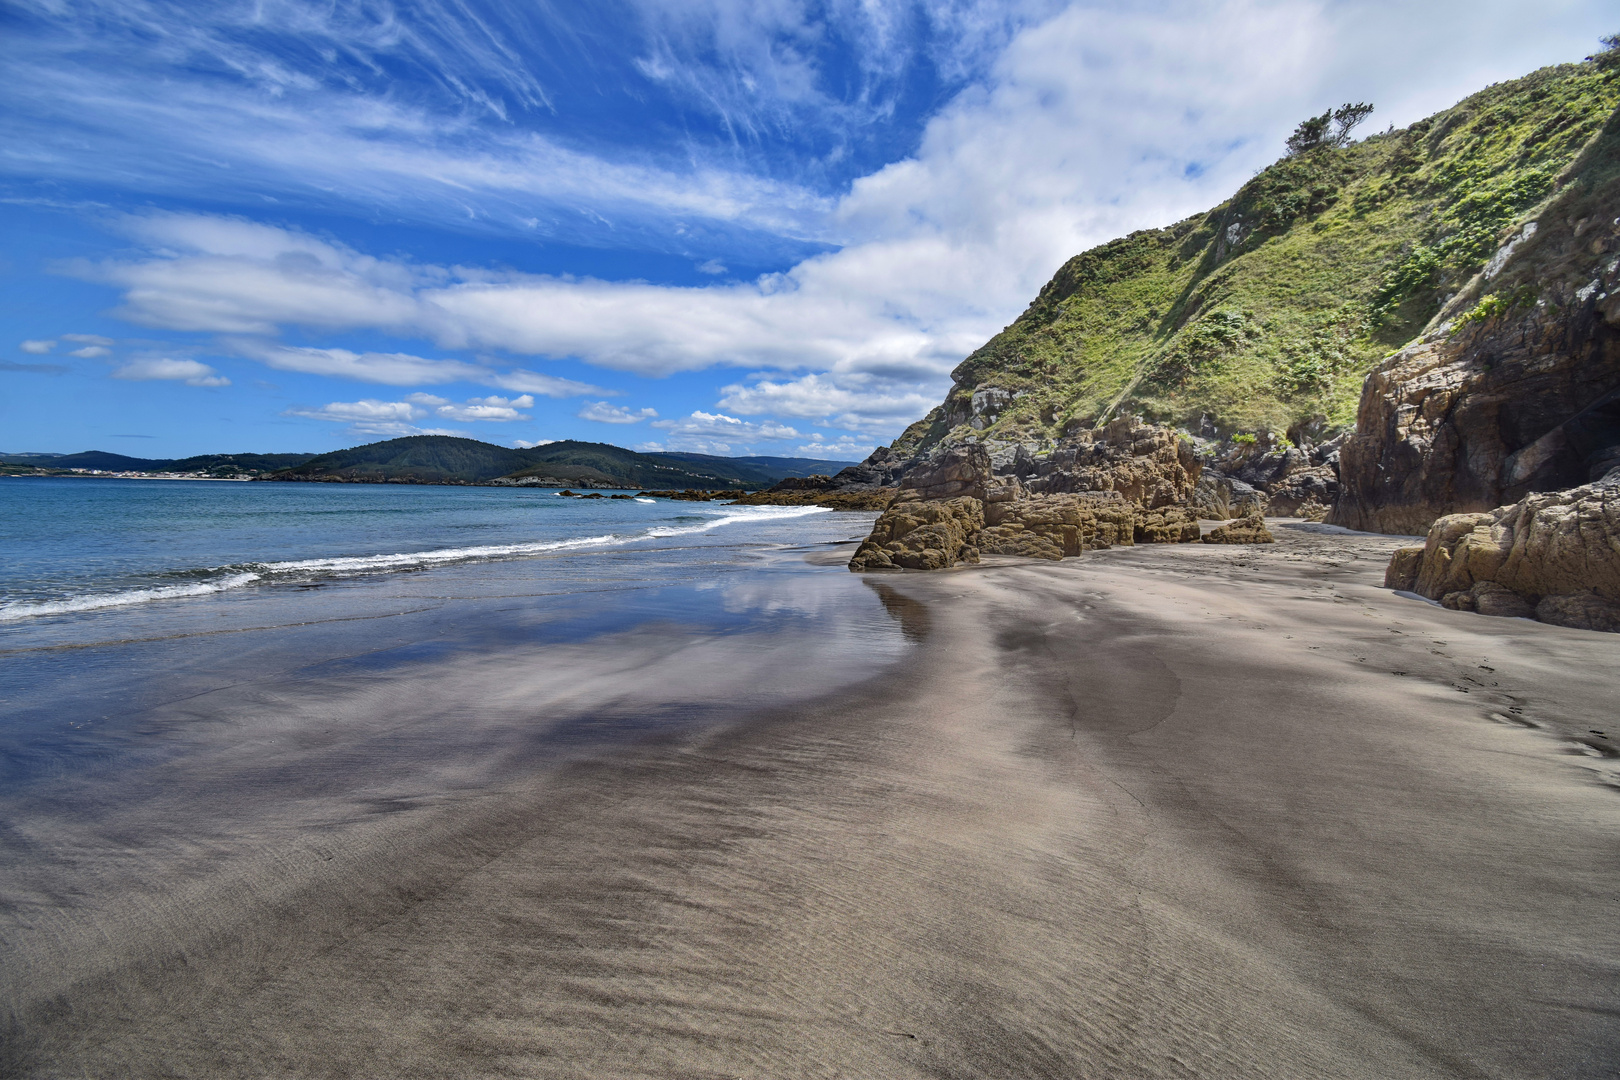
[0, 438, 857, 489]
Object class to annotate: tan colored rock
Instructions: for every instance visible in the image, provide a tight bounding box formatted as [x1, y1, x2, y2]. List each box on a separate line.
[1385, 546, 1425, 591]
[1387, 469, 1620, 631]
[1202, 514, 1274, 544]
[848, 494, 984, 571]
[1024, 418, 1201, 508]
[976, 492, 1137, 558]
[1135, 506, 1202, 544]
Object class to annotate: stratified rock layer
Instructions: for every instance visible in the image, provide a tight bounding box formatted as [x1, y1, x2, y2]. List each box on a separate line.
[1384, 468, 1620, 631]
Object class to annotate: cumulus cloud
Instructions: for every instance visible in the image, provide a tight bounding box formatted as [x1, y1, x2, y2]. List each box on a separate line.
[513, 438, 557, 448]
[434, 394, 535, 422]
[695, 259, 727, 275]
[69, 345, 111, 358]
[283, 398, 464, 438]
[111, 358, 230, 386]
[795, 438, 874, 459]
[578, 401, 658, 424]
[648, 410, 800, 452]
[718, 372, 937, 433]
[20, 340, 55, 354]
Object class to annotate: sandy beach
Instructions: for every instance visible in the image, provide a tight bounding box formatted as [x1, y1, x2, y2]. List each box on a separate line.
[3, 522, 1618, 1078]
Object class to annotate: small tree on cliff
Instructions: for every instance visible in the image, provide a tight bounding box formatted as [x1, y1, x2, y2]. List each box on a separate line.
[1285, 102, 1374, 156]
[1588, 33, 1620, 69]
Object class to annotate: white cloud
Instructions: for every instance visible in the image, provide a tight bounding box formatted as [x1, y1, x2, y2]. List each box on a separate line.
[20, 340, 55, 354]
[282, 398, 464, 438]
[695, 259, 727, 275]
[111, 358, 230, 386]
[288, 400, 424, 423]
[62, 333, 114, 345]
[718, 372, 937, 432]
[434, 394, 534, 422]
[578, 401, 658, 424]
[484, 368, 611, 398]
[233, 343, 482, 385]
[795, 438, 873, 459]
[227, 340, 606, 397]
[648, 410, 800, 451]
[513, 438, 557, 448]
[69, 345, 111, 358]
[402, 391, 534, 421]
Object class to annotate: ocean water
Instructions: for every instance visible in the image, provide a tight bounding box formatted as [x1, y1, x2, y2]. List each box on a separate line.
[0, 477, 905, 793]
[0, 476, 865, 625]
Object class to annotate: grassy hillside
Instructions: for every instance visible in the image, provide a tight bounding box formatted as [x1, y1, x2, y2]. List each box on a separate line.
[893, 56, 1619, 454]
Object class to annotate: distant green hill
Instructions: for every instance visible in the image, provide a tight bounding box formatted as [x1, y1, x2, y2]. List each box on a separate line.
[267, 436, 826, 488]
[645, 452, 859, 485]
[892, 57, 1620, 453]
[0, 450, 316, 474]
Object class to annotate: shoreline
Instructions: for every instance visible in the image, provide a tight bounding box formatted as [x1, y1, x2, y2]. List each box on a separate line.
[4, 525, 1617, 1077]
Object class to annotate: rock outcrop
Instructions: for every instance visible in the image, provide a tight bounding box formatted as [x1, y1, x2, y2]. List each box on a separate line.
[1202, 514, 1275, 544]
[1333, 106, 1620, 534]
[850, 424, 1206, 571]
[1384, 467, 1620, 631]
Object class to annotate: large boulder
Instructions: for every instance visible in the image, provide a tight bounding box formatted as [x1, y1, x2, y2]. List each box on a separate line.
[1384, 468, 1620, 631]
[976, 492, 1138, 559]
[848, 494, 985, 571]
[1332, 108, 1620, 535]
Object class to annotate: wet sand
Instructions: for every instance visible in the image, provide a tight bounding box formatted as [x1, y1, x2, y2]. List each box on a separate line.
[3, 523, 1618, 1078]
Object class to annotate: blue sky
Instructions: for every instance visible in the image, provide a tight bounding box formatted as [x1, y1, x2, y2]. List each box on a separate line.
[1, 0, 1613, 460]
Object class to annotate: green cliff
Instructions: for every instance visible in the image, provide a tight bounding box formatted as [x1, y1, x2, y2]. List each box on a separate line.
[891, 55, 1619, 456]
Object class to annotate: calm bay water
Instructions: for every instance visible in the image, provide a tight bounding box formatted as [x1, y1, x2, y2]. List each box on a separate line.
[0, 477, 867, 623]
[0, 476, 901, 793]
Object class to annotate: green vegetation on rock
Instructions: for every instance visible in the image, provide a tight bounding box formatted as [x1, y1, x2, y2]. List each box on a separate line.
[892, 56, 1619, 457]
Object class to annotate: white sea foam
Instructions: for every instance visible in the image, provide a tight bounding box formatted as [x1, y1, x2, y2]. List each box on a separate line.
[0, 502, 836, 622]
[646, 504, 831, 538]
[0, 573, 263, 622]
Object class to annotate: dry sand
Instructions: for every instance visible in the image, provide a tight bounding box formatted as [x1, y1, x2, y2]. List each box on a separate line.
[3, 522, 1618, 1078]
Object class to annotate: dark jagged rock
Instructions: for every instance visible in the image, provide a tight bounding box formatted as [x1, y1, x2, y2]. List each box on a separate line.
[1333, 107, 1620, 534]
[1384, 467, 1620, 631]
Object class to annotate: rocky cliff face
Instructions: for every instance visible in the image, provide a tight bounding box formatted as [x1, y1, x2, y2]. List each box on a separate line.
[1333, 106, 1620, 534]
[1385, 467, 1620, 631]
